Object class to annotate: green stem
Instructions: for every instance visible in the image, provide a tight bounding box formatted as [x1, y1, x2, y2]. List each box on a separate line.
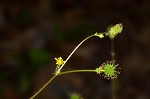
[29, 75, 57, 99]
[111, 39, 115, 60]
[30, 69, 96, 99]
[58, 69, 96, 75]
[110, 39, 116, 99]
[57, 34, 95, 73]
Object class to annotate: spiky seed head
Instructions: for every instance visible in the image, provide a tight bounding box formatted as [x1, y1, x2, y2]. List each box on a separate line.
[102, 60, 120, 79]
[108, 23, 123, 39]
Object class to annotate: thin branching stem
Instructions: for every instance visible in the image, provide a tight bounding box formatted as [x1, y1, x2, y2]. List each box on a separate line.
[30, 34, 96, 99]
[29, 28, 122, 99]
[57, 34, 95, 73]
[29, 69, 96, 99]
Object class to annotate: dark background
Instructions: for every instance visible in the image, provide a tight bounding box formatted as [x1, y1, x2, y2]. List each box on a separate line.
[0, 0, 150, 99]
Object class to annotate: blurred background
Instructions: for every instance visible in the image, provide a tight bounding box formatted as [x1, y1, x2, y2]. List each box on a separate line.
[0, 0, 150, 99]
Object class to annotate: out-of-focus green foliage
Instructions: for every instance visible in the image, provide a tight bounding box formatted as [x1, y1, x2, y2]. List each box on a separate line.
[69, 93, 81, 99]
[29, 47, 50, 66]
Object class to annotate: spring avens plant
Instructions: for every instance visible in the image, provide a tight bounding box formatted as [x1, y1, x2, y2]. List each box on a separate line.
[30, 23, 123, 99]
